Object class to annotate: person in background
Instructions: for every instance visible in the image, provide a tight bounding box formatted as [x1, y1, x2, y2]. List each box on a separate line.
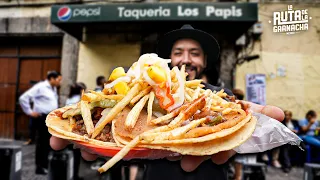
[65, 82, 86, 180]
[281, 110, 299, 173]
[19, 71, 62, 175]
[95, 76, 106, 92]
[299, 110, 320, 148]
[66, 82, 87, 105]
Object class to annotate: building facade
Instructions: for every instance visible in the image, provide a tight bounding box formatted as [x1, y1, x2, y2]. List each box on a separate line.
[0, 0, 319, 139]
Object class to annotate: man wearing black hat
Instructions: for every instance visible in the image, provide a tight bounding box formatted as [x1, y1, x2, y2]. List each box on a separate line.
[139, 24, 232, 180]
[49, 25, 285, 180]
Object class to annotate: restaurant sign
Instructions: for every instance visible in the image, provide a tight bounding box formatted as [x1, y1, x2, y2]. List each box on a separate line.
[51, 3, 257, 23]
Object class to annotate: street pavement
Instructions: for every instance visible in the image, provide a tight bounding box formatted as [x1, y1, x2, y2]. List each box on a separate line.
[21, 145, 304, 180]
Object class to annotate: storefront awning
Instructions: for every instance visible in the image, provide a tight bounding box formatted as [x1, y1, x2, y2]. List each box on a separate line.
[51, 3, 258, 40]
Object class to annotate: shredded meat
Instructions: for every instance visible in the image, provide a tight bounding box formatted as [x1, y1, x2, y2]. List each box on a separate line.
[95, 124, 114, 142]
[92, 107, 104, 120]
[71, 114, 114, 142]
[72, 120, 87, 136]
[74, 115, 82, 121]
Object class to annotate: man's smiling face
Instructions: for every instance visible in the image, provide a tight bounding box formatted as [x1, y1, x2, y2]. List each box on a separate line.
[170, 39, 206, 80]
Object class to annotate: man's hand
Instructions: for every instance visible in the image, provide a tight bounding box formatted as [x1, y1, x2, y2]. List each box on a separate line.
[30, 111, 40, 118]
[178, 101, 285, 172]
[50, 136, 98, 161]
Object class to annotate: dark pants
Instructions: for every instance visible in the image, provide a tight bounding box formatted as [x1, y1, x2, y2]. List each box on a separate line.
[281, 144, 291, 168]
[143, 159, 228, 180]
[34, 114, 51, 169]
[28, 118, 36, 142]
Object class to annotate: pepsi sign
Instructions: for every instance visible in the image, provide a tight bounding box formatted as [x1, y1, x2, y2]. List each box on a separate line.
[57, 6, 101, 21]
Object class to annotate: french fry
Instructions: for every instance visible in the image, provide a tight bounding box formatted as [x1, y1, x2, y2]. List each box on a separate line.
[222, 108, 233, 115]
[180, 65, 186, 81]
[141, 118, 207, 142]
[92, 84, 141, 138]
[186, 88, 194, 98]
[216, 89, 227, 98]
[80, 101, 94, 136]
[130, 86, 152, 105]
[185, 80, 203, 88]
[151, 111, 176, 125]
[69, 116, 76, 131]
[82, 93, 103, 102]
[170, 70, 177, 82]
[89, 90, 125, 100]
[185, 92, 192, 102]
[211, 106, 224, 111]
[147, 91, 155, 125]
[125, 94, 149, 130]
[98, 136, 140, 173]
[192, 87, 201, 100]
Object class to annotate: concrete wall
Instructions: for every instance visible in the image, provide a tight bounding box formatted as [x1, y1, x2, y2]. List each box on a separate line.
[235, 4, 320, 120]
[77, 34, 141, 90]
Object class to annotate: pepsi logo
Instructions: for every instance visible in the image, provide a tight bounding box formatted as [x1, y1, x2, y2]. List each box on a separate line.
[57, 6, 72, 21]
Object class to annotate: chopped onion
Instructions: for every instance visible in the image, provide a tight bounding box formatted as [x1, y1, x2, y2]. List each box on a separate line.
[104, 76, 131, 89]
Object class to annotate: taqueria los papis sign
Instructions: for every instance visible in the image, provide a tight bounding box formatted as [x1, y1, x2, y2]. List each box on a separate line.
[51, 3, 257, 23]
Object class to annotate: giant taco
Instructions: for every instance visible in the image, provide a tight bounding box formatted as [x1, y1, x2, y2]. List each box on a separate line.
[46, 53, 257, 173]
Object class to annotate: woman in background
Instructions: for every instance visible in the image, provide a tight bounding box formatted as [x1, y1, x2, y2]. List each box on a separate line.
[66, 82, 86, 180]
[66, 82, 86, 105]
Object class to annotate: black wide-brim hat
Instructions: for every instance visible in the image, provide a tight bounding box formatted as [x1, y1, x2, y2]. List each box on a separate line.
[157, 24, 220, 69]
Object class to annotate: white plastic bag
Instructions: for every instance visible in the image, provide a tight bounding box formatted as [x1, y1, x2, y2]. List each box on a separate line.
[234, 112, 302, 153]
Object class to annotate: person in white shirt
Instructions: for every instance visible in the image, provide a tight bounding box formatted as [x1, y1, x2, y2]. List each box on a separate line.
[19, 71, 62, 175]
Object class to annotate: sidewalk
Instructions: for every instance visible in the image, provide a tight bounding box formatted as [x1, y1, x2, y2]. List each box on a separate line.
[22, 145, 303, 180]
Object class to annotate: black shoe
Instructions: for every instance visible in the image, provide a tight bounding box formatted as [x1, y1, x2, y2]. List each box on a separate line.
[35, 167, 48, 175]
[283, 168, 290, 173]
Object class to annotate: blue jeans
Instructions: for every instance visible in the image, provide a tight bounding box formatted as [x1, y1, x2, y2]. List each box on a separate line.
[300, 135, 320, 148]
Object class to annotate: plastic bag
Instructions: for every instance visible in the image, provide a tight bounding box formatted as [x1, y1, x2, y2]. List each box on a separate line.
[233, 112, 302, 154]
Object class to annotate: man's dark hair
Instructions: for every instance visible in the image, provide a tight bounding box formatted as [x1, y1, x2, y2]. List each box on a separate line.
[47, 71, 61, 80]
[96, 76, 105, 86]
[306, 110, 317, 119]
